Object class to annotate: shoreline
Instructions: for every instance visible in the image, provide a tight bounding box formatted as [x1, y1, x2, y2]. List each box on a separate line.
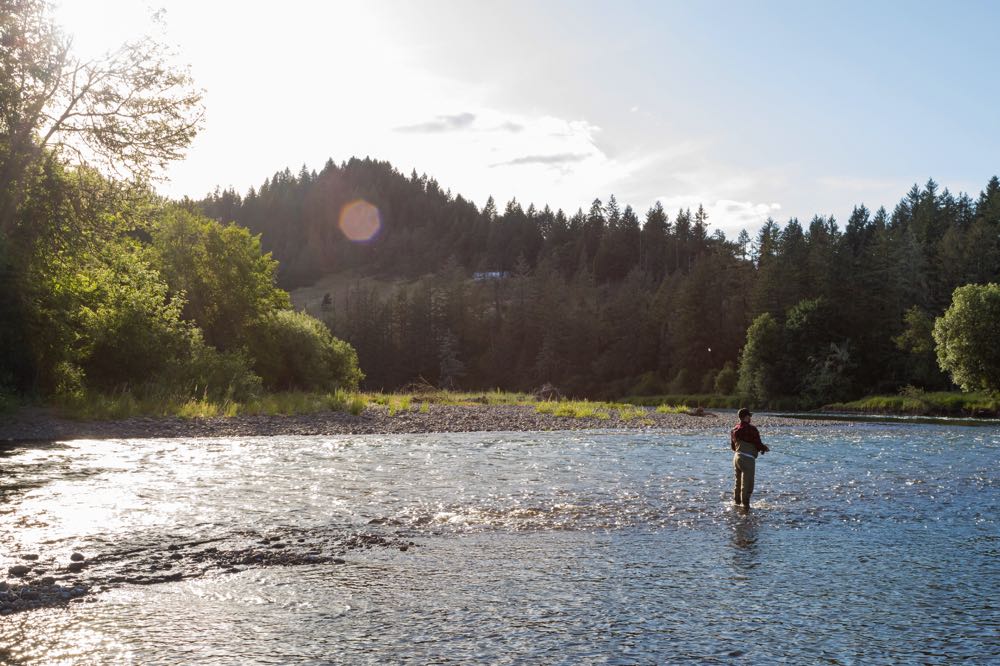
[0, 404, 838, 443]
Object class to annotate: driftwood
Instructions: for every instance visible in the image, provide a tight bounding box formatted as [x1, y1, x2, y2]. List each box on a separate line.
[532, 383, 564, 401]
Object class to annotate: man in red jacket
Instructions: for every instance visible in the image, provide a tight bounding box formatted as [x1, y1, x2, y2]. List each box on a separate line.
[731, 408, 769, 509]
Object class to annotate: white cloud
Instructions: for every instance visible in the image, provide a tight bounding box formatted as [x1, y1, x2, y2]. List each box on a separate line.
[656, 195, 781, 239]
[373, 109, 635, 211]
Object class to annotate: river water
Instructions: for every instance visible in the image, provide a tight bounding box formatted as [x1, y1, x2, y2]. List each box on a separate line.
[1, 422, 998, 664]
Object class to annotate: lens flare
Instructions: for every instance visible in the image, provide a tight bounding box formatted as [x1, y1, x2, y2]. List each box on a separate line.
[338, 199, 382, 242]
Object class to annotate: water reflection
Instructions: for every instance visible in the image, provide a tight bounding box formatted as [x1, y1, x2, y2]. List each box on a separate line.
[0, 425, 997, 663]
[728, 511, 761, 578]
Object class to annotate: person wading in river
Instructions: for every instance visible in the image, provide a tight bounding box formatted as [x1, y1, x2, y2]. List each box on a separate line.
[731, 408, 769, 510]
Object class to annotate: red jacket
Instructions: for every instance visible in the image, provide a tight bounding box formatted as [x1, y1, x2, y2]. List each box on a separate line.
[731, 422, 769, 454]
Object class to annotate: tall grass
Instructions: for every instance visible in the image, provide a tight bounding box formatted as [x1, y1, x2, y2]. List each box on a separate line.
[824, 391, 1000, 416]
[52, 387, 745, 422]
[536, 399, 610, 419]
[57, 389, 369, 420]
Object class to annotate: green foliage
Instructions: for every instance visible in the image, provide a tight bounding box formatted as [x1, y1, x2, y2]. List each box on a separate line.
[737, 313, 783, 402]
[933, 283, 1000, 392]
[825, 391, 1000, 417]
[0, 0, 201, 237]
[713, 362, 738, 395]
[668, 368, 693, 394]
[25, 238, 262, 401]
[630, 371, 666, 396]
[246, 309, 363, 392]
[894, 306, 947, 388]
[73, 246, 202, 393]
[150, 207, 290, 350]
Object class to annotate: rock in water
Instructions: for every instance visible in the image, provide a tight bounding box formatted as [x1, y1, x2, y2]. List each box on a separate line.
[70, 552, 85, 562]
[8, 565, 30, 577]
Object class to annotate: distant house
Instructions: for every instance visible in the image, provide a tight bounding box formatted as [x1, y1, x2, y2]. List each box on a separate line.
[473, 271, 511, 281]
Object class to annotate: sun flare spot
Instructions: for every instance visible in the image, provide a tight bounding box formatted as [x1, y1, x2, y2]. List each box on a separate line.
[338, 199, 382, 242]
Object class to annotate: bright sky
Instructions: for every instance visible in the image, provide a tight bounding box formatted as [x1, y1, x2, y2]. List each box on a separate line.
[55, 0, 1000, 238]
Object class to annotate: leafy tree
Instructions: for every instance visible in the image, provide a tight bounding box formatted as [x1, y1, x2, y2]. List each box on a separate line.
[933, 284, 1000, 392]
[737, 313, 783, 402]
[714, 362, 737, 394]
[72, 245, 200, 392]
[0, 0, 202, 234]
[149, 207, 290, 350]
[894, 306, 946, 389]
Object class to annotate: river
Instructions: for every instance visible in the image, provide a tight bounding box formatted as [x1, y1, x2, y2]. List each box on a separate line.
[1, 421, 998, 663]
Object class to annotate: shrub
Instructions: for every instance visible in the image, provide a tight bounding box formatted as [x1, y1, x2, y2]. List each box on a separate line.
[164, 342, 262, 402]
[247, 310, 363, 391]
[668, 369, 692, 394]
[713, 362, 738, 395]
[74, 249, 203, 394]
[630, 371, 665, 396]
[149, 207, 290, 351]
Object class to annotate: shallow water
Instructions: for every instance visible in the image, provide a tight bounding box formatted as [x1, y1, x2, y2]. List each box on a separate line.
[1, 423, 998, 664]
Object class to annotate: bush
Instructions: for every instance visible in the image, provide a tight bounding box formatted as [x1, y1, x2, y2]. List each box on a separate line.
[699, 369, 716, 394]
[668, 369, 692, 394]
[713, 362, 738, 395]
[75, 248, 203, 393]
[247, 310, 363, 391]
[163, 342, 262, 402]
[149, 207, 290, 351]
[630, 371, 665, 396]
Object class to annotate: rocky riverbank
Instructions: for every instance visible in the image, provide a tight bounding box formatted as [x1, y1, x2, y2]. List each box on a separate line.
[0, 404, 829, 442]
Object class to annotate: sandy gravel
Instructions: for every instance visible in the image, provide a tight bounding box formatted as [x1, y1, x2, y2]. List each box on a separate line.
[0, 404, 835, 442]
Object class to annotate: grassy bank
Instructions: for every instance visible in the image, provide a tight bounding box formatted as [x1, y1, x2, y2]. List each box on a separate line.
[56, 389, 369, 420]
[822, 391, 1000, 417]
[48, 388, 698, 421]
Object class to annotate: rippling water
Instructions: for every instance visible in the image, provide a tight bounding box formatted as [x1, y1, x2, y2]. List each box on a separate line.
[2, 422, 998, 664]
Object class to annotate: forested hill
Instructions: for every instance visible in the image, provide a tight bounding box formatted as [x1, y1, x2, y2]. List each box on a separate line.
[197, 159, 1000, 402]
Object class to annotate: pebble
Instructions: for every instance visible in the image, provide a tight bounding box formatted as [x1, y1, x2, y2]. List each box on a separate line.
[8, 565, 30, 577]
[21, 554, 39, 561]
[70, 552, 85, 562]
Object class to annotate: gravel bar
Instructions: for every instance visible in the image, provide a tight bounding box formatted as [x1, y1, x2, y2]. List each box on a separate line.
[0, 404, 837, 442]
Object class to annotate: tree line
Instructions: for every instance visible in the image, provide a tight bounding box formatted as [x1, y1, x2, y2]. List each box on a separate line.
[4, 2, 997, 409]
[198, 160, 1000, 404]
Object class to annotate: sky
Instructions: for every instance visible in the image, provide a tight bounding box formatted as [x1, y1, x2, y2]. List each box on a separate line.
[54, 0, 1000, 238]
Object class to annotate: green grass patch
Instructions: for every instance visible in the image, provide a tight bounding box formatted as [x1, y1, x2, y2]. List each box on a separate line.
[824, 391, 999, 417]
[56, 389, 370, 420]
[535, 399, 621, 420]
[616, 405, 648, 421]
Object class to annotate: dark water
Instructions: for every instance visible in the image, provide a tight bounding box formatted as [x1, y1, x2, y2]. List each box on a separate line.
[1, 423, 998, 664]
